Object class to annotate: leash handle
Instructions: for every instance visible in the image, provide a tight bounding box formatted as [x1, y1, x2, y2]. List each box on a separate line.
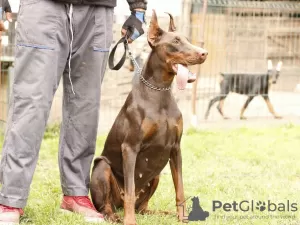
[108, 33, 142, 72]
[108, 36, 128, 70]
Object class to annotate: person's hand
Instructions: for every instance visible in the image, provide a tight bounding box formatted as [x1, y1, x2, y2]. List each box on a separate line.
[5, 12, 12, 22]
[121, 9, 145, 43]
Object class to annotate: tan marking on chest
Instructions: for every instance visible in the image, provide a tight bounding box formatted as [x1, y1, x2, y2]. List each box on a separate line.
[141, 118, 159, 140]
[167, 118, 178, 130]
[166, 118, 183, 141]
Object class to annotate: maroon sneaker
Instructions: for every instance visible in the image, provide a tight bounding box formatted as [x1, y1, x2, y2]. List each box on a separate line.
[0, 204, 24, 225]
[60, 196, 104, 223]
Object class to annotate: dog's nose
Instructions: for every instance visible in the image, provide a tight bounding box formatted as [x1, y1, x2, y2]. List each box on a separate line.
[199, 50, 208, 57]
[199, 50, 208, 60]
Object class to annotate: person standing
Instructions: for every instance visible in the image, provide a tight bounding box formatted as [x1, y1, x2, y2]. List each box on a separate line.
[0, 0, 147, 224]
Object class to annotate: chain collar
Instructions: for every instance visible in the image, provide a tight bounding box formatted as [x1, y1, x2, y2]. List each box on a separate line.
[127, 43, 172, 92]
[139, 75, 172, 91]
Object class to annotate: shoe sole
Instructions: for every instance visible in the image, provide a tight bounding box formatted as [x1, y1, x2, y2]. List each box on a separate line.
[59, 209, 72, 214]
[60, 209, 105, 223]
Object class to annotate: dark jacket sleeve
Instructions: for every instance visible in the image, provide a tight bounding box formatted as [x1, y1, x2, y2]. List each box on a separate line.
[3, 0, 12, 13]
[127, 0, 147, 11]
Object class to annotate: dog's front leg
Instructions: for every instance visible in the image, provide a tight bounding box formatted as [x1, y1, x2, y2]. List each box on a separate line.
[122, 143, 139, 225]
[263, 96, 282, 119]
[170, 146, 186, 222]
[170, 118, 186, 222]
[240, 96, 254, 120]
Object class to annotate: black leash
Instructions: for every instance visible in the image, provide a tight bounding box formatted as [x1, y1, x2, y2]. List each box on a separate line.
[108, 36, 171, 91]
[108, 36, 129, 70]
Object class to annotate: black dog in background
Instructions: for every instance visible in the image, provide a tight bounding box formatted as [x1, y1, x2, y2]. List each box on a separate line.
[205, 60, 283, 120]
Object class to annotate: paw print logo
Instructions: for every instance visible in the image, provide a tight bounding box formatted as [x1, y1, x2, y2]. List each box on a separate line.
[256, 201, 266, 212]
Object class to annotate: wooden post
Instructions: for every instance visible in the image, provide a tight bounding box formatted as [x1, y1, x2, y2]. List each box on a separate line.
[191, 0, 208, 127]
[181, 0, 192, 37]
[0, 30, 2, 86]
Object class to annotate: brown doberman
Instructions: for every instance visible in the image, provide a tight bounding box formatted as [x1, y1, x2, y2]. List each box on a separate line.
[90, 10, 208, 225]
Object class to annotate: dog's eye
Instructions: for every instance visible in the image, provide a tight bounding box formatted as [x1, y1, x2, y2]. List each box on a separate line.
[173, 38, 180, 44]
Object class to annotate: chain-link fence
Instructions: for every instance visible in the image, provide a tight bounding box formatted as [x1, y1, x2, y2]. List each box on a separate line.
[188, 0, 300, 123]
[1, 1, 300, 135]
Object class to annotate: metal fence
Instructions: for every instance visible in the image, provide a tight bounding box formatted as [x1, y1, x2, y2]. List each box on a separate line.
[1, 1, 300, 135]
[100, 0, 300, 132]
[186, 0, 300, 124]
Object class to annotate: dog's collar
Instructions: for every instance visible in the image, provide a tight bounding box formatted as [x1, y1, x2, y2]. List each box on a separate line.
[139, 75, 172, 91]
[128, 43, 172, 91]
[127, 46, 172, 91]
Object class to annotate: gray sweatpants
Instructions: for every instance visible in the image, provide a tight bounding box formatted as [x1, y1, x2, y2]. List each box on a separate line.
[0, 0, 113, 208]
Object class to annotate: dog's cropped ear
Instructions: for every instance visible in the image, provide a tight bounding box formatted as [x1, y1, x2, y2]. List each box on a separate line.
[267, 60, 273, 71]
[276, 61, 283, 72]
[165, 12, 176, 32]
[148, 10, 164, 48]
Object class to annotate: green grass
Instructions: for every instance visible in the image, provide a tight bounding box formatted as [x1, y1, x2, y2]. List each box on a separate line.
[1, 124, 300, 224]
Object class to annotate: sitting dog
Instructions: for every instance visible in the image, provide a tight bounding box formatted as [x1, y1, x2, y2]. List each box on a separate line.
[204, 60, 283, 120]
[90, 10, 207, 225]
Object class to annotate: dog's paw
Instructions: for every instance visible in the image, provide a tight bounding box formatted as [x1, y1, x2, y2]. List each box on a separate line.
[178, 216, 189, 223]
[139, 209, 174, 216]
[240, 116, 247, 120]
[178, 215, 184, 222]
[106, 213, 122, 223]
[124, 222, 137, 225]
[275, 115, 282, 119]
[123, 217, 137, 225]
[223, 116, 230, 120]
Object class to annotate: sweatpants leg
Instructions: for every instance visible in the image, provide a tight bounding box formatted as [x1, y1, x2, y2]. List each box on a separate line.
[0, 0, 69, 208]
[58, 6, 113, 196]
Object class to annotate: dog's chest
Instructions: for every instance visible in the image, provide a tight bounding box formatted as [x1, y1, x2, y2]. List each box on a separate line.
[140, 116, 179, 155]
[141, 114, 180, 144]
[133, 115, 181, 188]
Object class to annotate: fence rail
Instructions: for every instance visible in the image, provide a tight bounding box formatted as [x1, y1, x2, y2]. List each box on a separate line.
[1, 2, 300, 135]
